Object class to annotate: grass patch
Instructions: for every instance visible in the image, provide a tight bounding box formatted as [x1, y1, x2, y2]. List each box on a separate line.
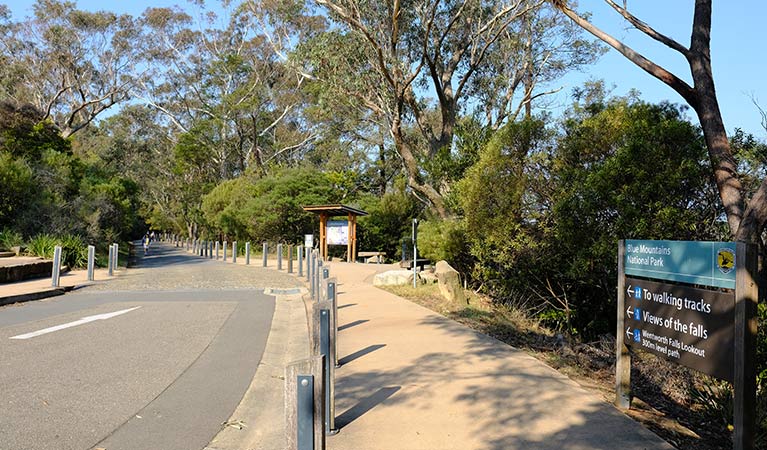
[380, 283, 555, 350]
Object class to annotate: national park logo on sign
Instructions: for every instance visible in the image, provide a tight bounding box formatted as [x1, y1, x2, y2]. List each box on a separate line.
[717, 248, 735, 274]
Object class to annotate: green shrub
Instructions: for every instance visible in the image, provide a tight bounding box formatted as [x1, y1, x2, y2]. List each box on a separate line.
[689, 377, 733, 432]
[59, 234, 88, 268]
[356, 182, 420, 261]
[417, 219, 472, 274]
[26, 234, 58, 259]
[0, 229, 23, 251]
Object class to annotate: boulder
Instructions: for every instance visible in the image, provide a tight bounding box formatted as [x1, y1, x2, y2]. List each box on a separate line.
[434, 260, 465, 304]
[419, 271, 438, 284]
[373, 270, 416, 287]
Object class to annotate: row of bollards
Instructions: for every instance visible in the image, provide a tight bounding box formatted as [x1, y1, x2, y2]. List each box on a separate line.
[181, 238, 304, 272]
[287, 249, 340, 449]
[51, 242, 119, 287]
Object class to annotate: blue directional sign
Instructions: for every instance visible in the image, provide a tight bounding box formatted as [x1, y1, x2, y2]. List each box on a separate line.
[624, 240, 736, 289]
[624, 276, 735, 382]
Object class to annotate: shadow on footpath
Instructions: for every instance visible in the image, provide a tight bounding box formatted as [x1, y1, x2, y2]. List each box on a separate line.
[335, 386, 401, 428]
[338, 344, 386, 367]
[338, 319, 369, 331]
[332, 311, 676, 450]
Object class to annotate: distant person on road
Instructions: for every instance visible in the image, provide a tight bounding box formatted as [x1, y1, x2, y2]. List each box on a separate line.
[143, 233, 150, 255]
[150, 231, 156, 242]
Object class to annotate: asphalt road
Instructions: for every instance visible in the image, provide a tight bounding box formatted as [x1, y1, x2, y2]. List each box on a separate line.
[0, 243, 295, 450]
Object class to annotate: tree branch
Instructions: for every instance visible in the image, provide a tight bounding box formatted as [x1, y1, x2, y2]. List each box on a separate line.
[604, 0, 689, 57]
[316, 0, 398, 89]
[552, 0, 697, 106]
[262, 133, 317, 164]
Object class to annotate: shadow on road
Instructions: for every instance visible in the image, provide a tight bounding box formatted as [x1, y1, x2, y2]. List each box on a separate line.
[134, 243, 214, 269]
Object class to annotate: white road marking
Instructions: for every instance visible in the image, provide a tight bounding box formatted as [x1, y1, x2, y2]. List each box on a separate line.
[10, 306, 142, 340]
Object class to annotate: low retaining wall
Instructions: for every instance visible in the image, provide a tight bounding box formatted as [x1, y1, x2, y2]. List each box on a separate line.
[0, 261, 53, 283]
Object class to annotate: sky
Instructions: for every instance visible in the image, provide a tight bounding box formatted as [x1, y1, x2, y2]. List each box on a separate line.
[4, 0, 767, 139]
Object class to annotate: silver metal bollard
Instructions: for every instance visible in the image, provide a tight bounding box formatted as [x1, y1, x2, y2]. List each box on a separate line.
[305, 247, 311, 281]
[223, 241, 228, 261]
[216, 241, 220, 260]
[51, 245, 62, 287]
[310, 251, 316, 299]
[298, 245, 304, 277]
[87, 245, 95, 281]
[112, 243, 118, 272]
[278, 243, 283, 270]
[108, 244, 114, 276]
[263, 242, 268, 267]
[316, 259, 323, 301]
[288, 244, 294, 273]
[245, 242, 251, 265]
[233, 241, 238, 263]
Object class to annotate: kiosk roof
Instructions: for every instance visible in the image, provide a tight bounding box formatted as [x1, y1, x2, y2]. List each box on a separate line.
[302, 204, 368, 217]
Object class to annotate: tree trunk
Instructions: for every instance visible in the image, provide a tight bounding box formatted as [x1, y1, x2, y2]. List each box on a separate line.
[690, 95, 745, 239]
[687, 0, 745, 240]
[378, 140, 387, 196]
[391, 118, 448, 218]
[551, 0, 767, 242]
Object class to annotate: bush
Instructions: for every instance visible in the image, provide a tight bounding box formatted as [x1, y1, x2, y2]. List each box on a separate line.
[59, 234, 88, 268]
[0, 152, 34, 229]
[356, 185, 420, 261]
[0, 229, 23, 251]
[26, 234, 58, 259]
[417, 219, 472, 274]
[24, 233, 89, 268]
[689, 377, 733, 431]
[202, 167, 339, 243]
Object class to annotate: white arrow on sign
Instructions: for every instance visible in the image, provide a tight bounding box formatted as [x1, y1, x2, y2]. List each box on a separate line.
[626, 306, 634, 318]
[625, 327, 633, 339]
[626, 285, 633, 297]
[10, 306, 141, 340]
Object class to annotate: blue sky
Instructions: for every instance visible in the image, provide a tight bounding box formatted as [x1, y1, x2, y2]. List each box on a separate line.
[5, 0, 766, 139]
[557, 1, 767, 139]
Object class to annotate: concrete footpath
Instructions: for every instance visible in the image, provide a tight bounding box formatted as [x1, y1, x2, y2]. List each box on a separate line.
[0, 264, 113, 306]
[320, 262, 674, 450]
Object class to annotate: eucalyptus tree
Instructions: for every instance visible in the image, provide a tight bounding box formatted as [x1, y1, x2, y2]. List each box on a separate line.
[135, 4, 314, 180]
[0, 0, 139, 138]
[551, 0, 767, 243]
[262, 0, 600, 217]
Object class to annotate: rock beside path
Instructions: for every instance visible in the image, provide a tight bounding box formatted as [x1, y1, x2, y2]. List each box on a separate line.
[372, 270, 415, 286]
[434, 260, 465, 304]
